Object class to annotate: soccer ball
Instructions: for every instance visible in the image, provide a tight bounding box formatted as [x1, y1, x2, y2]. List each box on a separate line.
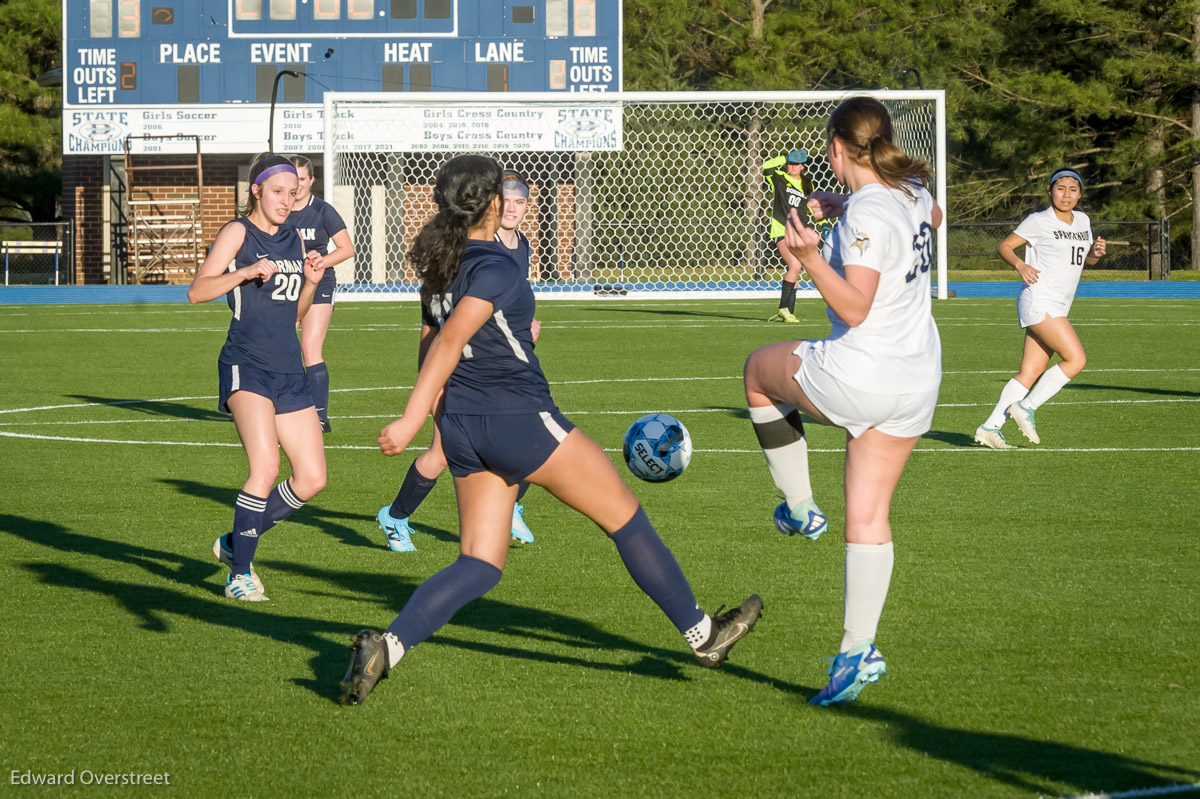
[622, 414, 692, 482]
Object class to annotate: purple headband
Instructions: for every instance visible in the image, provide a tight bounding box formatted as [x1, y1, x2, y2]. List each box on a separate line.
[502, 180, 529, 199]
[252, 163, 298, 187]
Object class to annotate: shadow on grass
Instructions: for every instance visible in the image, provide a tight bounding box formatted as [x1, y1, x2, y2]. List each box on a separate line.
[1070, 382, 1200, 399]
[0, 514, 806, 702]
[922, 429, 982, 448]
[67, 394, 228, 422]
[580, 306, 760, 322]
[158, 478, 381, 549]
[842, 704, 1200, 797]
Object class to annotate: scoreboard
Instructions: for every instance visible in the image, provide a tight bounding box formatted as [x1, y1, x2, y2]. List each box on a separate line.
[63, 0, 621, 154]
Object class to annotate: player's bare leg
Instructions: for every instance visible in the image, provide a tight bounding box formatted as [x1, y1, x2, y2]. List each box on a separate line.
[768, 241, 804, 323]
[300, 303, 334, 431]
[1010, 317, 1085, 443]
[528, 429, 762, 667]
[810, 427, 918, 707]
[744, 341, 831, 538]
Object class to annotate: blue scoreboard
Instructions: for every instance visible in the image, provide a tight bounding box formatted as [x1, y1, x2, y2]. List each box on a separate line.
[63, 0, 621, 154]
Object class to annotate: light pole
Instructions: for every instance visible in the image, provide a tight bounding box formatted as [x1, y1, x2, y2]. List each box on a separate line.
[268, 69, 301, 153]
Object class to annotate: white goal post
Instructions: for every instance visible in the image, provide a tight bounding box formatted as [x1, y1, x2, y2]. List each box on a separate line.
[322, 90, 947, 300]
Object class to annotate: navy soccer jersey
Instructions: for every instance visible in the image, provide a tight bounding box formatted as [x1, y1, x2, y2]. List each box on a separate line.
[219, 217, 308, 374]
[421, 240, 552, 414]
[288, 194, 347, 255]
[494, 230, 530, 271]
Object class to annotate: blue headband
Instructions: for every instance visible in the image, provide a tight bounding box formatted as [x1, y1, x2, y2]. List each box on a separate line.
[1049, 169, 1082, 189]
[502, 181, 529, 199]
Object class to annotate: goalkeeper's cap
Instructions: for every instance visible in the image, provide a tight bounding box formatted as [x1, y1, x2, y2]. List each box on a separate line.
[786, 149, 809, 165]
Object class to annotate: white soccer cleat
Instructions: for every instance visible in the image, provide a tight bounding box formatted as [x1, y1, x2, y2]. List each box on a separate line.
[225, 572, 269, 602]
[1007, 401, 1040, 444]
[212, 534, 265, 594]
[974, 425, 1016, 450]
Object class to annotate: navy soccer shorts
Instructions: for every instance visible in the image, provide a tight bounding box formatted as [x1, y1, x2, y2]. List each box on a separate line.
[312, 267, 337, 305]
[218, 361, 314, 415]
[440, 409, 577, 484]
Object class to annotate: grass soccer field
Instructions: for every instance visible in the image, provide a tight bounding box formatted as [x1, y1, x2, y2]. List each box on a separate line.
[1, 296, 1197, 798]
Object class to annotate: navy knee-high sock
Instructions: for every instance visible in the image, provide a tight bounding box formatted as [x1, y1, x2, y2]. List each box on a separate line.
[386, 554, 503, 650]
[307, 362, 330, 422]
[231, 491, 267, 575]
[516, 481, 531, 502]
[260, 479, 306, 536]
[609, 506, 704, 633]
[390, 460, 439, 519]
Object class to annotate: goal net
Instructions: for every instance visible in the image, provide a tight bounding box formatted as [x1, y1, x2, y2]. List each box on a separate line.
[321, 90, 947, 300]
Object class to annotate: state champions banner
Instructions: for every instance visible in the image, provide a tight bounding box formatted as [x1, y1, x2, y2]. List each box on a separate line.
[64, 102, 623, 155]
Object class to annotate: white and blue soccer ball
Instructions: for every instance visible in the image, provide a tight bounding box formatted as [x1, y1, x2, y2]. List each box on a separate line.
[622, 413, 692, 483]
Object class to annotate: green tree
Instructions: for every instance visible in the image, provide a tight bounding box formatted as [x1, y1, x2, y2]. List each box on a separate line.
[0, 0, 61, 221]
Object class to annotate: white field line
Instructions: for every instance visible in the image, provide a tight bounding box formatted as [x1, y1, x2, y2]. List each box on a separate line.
[5, 320, 1200, 335]
[1065, 783, 1200, 799]
[1, 370, 1196, 418]
[1, 429, 1197, 455]
[3, 396, 1198, 429]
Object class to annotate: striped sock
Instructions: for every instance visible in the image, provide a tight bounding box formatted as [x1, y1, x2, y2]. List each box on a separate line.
[749, 403, 812, 508]
[231, 491, 267, 575]
[260, 479, 306, 536]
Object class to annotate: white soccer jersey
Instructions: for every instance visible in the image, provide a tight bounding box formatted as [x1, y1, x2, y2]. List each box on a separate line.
[1013, 207, 1093, 304]
[816, 182, 941, 394]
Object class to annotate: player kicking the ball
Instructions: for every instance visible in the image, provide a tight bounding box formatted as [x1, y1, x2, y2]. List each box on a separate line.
[743, 97, 942, 706]
[974, 168, 1106, 449]
[341, 155, 762, 706]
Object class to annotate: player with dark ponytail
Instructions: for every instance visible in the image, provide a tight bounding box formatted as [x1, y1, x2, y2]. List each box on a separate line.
[341, 154, 762, 705]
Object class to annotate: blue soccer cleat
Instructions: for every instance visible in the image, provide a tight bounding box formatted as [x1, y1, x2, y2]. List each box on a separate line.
[774, 498, 828, 540]
[809, 640, 887, 706]
[376, 506, 417, 552]
[510, 503, 535, 544]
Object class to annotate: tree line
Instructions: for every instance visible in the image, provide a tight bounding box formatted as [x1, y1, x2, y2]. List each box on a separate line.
[4, 0, 1196, 268]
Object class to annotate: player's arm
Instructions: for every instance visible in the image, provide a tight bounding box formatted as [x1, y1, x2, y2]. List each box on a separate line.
[378, 297, 493, 456]
[1086, 236, 1106, 265]
[784, 209, 878, 327]
[997, 232, 1038, 284]
[188, 223, 274, 304]
[321, 228, 356, 270]
[762, 155, 786, 174]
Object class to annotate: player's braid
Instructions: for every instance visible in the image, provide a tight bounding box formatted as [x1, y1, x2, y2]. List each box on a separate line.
[410, 155, 503, 296]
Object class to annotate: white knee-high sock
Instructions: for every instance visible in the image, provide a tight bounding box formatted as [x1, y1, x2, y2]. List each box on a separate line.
[983, 379, 1030, 429]
[748, 403, 812, 507]
[1025, 364, 1071, 410]
[841, 541, 894, 653]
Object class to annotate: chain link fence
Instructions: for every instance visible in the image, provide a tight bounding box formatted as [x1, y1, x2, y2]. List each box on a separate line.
[1, 222, 75, 286]
[948, 219, 1171, 279]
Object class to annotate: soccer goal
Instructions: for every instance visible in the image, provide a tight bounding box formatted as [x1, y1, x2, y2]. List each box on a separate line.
[321, 90, 947, 300]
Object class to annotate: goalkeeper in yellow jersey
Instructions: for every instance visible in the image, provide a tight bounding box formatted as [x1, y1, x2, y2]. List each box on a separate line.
[764, 149, 818, 323]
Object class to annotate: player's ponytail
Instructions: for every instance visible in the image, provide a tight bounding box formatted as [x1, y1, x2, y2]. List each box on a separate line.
[410, 155, 503, 297]
[828, 97, 932, 198]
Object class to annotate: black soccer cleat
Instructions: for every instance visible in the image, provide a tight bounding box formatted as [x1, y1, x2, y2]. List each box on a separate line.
[340, 629, 389, 706]
[320, 417, 332, 434]
[693, 594, 764, 669]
